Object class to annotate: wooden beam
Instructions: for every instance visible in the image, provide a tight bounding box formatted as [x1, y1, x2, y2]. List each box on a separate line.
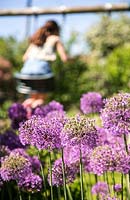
[0, 3, 130, 16]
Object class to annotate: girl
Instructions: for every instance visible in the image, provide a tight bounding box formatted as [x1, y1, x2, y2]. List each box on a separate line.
[21, 20, 68, 108]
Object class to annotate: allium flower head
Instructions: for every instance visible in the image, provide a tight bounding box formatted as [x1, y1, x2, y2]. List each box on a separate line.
[113, 184, 122, 192]
[19, 115, 40, 146]
[0, 145, 10, 161]
[48, 158, 77, 186]
[90, 144, 130, 175]
[61, 115, 98, 148]
[8, 103, 27, 129]
[91, 181, 109, 195]
[64, 144, 92, 172]
[11, 148, 41, 173]
[0, 130, 24, 150]
[45, 110, 67, 125]
[0, 153, 32, 181]
[80, 92, 103, 114]
[101, 93, 130, 136]
[18, 173, 42, 193]
[19, 115, 63, 150]
[33, 100, 64, 117]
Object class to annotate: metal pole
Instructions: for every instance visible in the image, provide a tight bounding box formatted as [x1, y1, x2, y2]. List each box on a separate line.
[25, 0, 32, 37]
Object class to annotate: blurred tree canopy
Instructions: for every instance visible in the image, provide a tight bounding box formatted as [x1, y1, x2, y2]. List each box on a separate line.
[86, 15, 130, 58]
[0, 37, 27, 72]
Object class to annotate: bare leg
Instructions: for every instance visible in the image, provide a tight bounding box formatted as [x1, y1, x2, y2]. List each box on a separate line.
[23, 93, 47, 108]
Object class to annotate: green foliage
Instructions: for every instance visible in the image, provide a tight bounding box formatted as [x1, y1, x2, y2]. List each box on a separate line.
[50, 56, 88, 109]
[104, 44, 130, 94]
[86, 15, 130, 57]
[0, 36, 27, 71]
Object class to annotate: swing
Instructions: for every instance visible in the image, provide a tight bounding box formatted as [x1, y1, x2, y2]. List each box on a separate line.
[14, 72, 54, 94]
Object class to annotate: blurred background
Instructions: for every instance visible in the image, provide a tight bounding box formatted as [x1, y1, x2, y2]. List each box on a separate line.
[0, 0, 130, 112]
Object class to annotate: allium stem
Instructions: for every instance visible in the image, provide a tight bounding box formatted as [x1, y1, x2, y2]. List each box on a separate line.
[57, 186, 61, 200]
[125, 174, 130, 200]
[38, 150, 48, 200]
[61, 148, 67, 200]
[80, 148, 84, 200]
[7, 183, 12, 200]
[124, 134, 128, 154]
[28, 194, 31, 200]
[121, 173, 124, 200]
[66, 184, 73, 200]
[105, 172, 110, 193]
[17, 185, 22, 200]
[111, 172, 115, 195]
[49, 150, 54, 200]
[123, 134, 130, 199]
[94, 175, 99, 200]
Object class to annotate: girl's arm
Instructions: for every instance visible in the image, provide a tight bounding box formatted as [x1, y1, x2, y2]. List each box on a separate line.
[22, 44, 33, 62]
[56, 41, 68, 62]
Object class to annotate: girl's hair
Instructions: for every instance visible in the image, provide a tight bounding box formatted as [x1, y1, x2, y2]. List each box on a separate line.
[29, 20, 60, 46]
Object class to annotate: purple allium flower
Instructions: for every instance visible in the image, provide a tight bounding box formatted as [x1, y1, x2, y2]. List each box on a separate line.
[48, 158, 77, 186]
[90, 144, 130, 175]
[0, 130, 24, 150]
[33, 100, 64, 117]
[64, 144, 92, 172]
[0, 153, 32, 181]
[10, 148, 41, 173]
[96, 127, 108, 145]
[91, 181, 109, 195]
[61, 115, 98, 148]
[101, 93, 130, 136]
[46, 110, 67, 125]
[80, 92, 103, 114]
[29, 156, 41, 173]
[8, 103, 27, 129]
[19, 115, 63, 150]
[96, 127, 125, 148]
[113, 184, 122, 192]
[18, 173, 42, 193]
[0, 145, 10, 161]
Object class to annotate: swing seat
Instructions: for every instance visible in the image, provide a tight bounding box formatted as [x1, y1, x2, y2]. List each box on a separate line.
[14, 73, 54, 94]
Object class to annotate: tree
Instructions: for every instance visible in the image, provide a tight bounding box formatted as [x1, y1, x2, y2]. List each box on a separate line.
[85, 15, 130, 58]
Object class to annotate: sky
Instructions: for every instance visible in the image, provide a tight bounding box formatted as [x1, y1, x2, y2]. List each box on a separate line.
[0, 0, 129, 55]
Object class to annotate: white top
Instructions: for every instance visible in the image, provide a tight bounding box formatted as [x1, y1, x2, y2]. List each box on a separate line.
[26, 35, 60, 61]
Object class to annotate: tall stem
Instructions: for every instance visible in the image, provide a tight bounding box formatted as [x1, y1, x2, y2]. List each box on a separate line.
[28, 194, 31, 200]
[38, 150, 48, 200]
[66, 184, 73, 200]
[80, 148, 84, 200]
[17, 185, 22, 200]
[121, 173, 124, 200]
[61, 148, 67, 200]
[49, 150, 54, 200]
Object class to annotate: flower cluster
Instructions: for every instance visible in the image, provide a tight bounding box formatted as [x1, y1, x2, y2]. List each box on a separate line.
[0, 153, 32, 181]
[19, 114, 64, 150]
[113, 184, 122, 192]
[48, 158, 77, 186]
[10, 148, 41, 173]
[90, 144, 130, 175]
[0, 130, 24, 150]
[0, 145, 10, 160]
[61, 115, 98, 148]
[18, 173, 42, 193]
[80, 92, 103, 114]
[33, 100, 64, 117]
[64, 144, 92, 172]
[8, 103, 27, 129]
[101, 93, 130, 136]
[91, 181, 108, 195]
